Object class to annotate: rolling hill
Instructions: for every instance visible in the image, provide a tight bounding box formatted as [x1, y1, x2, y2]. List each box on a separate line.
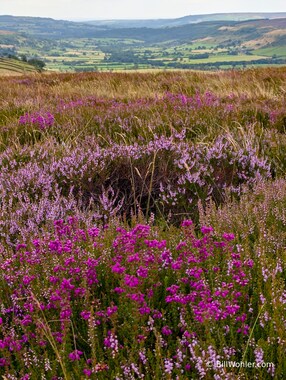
[1, 14, 286, 72]
[84, 12, 286, 29]
[1, 15, 286, 46]
[0, 57, 38, 75]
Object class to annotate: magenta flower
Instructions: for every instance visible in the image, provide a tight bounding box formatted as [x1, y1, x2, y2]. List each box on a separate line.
[60, 278, 75, 291]
[181, 220, 193, 227]
[69, 350, 83, 361]
[137, 266, 148, 278]
[124, 274, 139, 288]
[139, 306, 151, 315]
[222, 233, 235, 241]
[19, 111, 55, 130]
[111, 262, 126, 274]
[162, 326, 172, 336]
[60, 308, 72, 320]
[201, 226, 214, 234]
[185, 363, 191, 371]
[113, 287, 124, 294]
[106, 306, 118, 317]
[83, 368, 92, 377]
[80, 310, 91, 320]
[0, 358, 7, 367]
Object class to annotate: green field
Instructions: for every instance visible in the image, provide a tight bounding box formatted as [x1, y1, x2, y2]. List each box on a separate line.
[0, 58, 37, 74]
[185, 54, 267, 64]
[254, 46, 286, 58]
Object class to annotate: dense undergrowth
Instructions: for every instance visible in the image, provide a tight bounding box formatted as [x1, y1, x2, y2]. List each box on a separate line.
[0, 68, 285, 379]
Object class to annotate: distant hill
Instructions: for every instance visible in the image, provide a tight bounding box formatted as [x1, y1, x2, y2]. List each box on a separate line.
[0, 57, 38, 75]
[0, 15, 107, 38]
[1, 14, 286, 46]
[51, 17, 286, 47]
[84, 13, 286, 29]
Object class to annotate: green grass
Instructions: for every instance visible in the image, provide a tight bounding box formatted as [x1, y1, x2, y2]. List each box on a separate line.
[185, 54, 267, 64]
[254, 46, 286, 58]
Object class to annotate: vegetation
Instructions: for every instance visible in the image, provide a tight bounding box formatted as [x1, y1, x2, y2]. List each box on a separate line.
[1, 15, 286, 72]
[0, 57, 39, 75]
[0, 68, 285, 379]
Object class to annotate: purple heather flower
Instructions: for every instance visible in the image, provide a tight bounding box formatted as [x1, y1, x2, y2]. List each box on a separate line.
[113, 287, 125, 294]
[139, 306, 151, 315]
[111, 262, 126, 274]
[137, 266, 148, 278]
[181, 220, 193, 227]
[69, 350, 83, 361]
[201, 226, 214, 234]
[162, 326, 172, 336]
[83, 369, 92, 377]
[185, 363, 191, 371]
[106, 306, 118, 317]
[80, 310, 91, 320]
[0, 358, 7, 367]
[222, 233, 235, 241]
[124, 274, 139, 288]
[164, 359, 174, 374]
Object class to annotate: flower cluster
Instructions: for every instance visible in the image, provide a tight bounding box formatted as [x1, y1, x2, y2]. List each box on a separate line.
[0, 218, 264, 379]
[19, 112, 55, 130]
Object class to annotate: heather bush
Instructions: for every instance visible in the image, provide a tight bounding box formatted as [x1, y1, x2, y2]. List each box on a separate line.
[0, 218, 282, 379]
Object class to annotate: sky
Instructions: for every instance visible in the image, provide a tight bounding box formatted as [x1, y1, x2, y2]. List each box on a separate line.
[1, 0, 286, 20]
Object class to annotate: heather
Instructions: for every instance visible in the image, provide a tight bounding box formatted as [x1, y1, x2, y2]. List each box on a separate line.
[0, 68, 286, 379]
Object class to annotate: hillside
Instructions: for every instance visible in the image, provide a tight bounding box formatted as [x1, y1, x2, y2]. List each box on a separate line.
[0, 57, 38, 75]
[82, 18, 286, 45]
[0, 15, 106, 38]
[1, 15, 286, 43]
[85, 12, 286, 28]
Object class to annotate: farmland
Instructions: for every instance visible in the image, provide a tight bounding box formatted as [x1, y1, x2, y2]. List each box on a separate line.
[0, 57, 38, 75]
[0, 68, 286, 379]
[1, 15, 286, 72]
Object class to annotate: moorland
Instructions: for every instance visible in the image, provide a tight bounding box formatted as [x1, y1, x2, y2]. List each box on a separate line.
[0, 68, 285, 379]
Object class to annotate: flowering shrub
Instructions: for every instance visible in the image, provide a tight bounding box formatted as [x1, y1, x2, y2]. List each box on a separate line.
[0, 69, 285, 379]
[0, 134, 270, 245]
[0, 218, 282, 379]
